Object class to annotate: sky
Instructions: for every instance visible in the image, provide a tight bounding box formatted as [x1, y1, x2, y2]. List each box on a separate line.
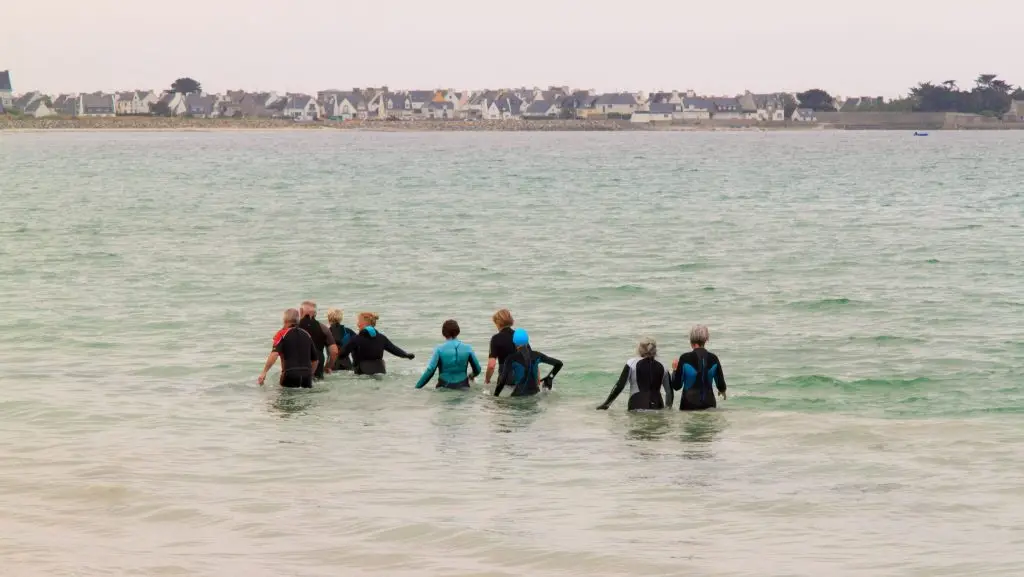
[2, 0, 1020, 98]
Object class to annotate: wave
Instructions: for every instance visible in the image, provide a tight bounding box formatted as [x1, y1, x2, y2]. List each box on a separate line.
[770, 375, 936, 390]
[788, 297, 859, 310]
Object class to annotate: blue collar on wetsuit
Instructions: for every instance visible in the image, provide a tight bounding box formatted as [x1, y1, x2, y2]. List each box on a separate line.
[364, 326, 378, 337]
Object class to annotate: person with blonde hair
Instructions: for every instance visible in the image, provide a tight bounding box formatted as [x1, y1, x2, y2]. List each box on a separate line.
[336, 312, 415, 376]
[258, 308, 318, 388]
[326, 307, 357, 371]
[485, 308, 515, 385]
[597, 337, 673, 411]
[671, 325, 727, 410]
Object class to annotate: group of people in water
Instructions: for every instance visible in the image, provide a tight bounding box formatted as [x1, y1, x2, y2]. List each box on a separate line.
[257, 303, 727, 411]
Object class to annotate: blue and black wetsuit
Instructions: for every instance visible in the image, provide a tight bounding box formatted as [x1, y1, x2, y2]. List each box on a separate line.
[672, 348, 726, 410]
[598, 357, 674, 410]
[415, 339, 482, 389]
[336, 326, 414, 376]
[329, 322, 357, 371]
[494, 346, 563, 397]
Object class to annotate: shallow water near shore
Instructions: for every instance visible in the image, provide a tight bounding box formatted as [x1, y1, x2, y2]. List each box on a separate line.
[1, 130, 1023, 576]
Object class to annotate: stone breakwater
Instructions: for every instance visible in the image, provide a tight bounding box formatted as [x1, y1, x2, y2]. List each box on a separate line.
[0, 116, 634, 131]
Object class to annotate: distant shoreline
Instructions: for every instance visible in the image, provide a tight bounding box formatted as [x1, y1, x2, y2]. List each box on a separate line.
[4, 116, 1024, 132]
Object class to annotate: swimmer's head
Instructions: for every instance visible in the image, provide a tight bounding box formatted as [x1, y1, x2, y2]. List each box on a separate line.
[442, 319, 460, 340]
[358, 312, 379, 329]
[512, 328, 529, 348]
[301, 300, 317, 318]
[282, 308, 300, 328]
[492, 308, 514, 330]
[689, 325, 709, 348]
[327, 308, 343, 324]
[637, 336, 657, 359]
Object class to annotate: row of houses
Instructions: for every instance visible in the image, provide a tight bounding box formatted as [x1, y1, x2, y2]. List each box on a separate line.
[3, 78, 820, 122]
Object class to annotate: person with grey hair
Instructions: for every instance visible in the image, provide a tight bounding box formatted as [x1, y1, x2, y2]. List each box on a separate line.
[597, 337, 673, 411]
[258, 308, 319, 388]
[671, 324, 727, 410]
[298, 300, 338, 380]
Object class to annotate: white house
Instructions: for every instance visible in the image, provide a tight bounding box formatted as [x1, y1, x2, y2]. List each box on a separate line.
[792, 108, 817, 122]
[115, 91, 140, 115]
[23, 99, 55, 118]
[77, 93, 116, 116]
[631, 102, 675, 123]
[385, 93, 412, 119]
[154, 92, 188, 116]
[424, 101, 454, 119]
[594, 93, 638, 116]
[11, 91, 44, 112]
[408, 90, 437, 113]
[0, 70, 12, 108]
[1005, 99, 1024, 122]
[136, 90, 159, 113]
[679, 97, 712, 120]
[711, 98, 743, 120]
[486, 96, 523, 120]
[283, 95, 319, 121]
[523, 100, 560, 118]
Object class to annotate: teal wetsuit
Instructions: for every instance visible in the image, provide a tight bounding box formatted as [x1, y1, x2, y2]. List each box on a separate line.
[415, 339, 482, 389]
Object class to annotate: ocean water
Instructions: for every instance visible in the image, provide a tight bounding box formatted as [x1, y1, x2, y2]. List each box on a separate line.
[1, 130, 1022, 577]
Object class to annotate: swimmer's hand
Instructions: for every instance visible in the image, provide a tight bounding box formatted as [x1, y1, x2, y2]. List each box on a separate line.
[257, 372, 267, 386]
[541, 376, 554, 390]
[596, 404, 609, 410]
[719, 390, 727, 400]
[325, 367, 332, 375]
[672, 359, 679, 371]
[406, 353, 416, 360]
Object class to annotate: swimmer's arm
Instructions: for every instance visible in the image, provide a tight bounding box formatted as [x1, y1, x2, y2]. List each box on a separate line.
[535, 352, 563, 379]
[382, 336, 414, 359]
[714, 361, 727, 399]
[415, 349, 440, 389]
[597, 365, 629, 410]
[337, 336, 357, 360]
[671, 357, 684, 391]
[468, 351, 482, 379]
[327, 344, 339, 369]
[258, 352, 280, 385]
[310, 341, 319, 374]
[485, 357, 497, 384]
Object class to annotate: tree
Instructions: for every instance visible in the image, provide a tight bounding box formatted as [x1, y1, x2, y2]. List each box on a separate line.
[781, 93, 798, 119]
[170, 77, 202, 95]
[796, 89, 836, 111]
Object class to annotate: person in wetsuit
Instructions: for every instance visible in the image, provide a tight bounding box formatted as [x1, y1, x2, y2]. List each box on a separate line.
[415, 319, 482, 390]
[298, 300, 338, 380]
[597, 337, 674, 410]
[671, 324, 727, 410]
[494, 328, 563, 397]
[336, 312, 415, 376]
[485, 308, 515, 386]
[258, 308, 318, 388]
[327, 307, 357, 371]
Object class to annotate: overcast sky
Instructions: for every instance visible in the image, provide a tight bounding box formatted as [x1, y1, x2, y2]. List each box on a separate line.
[2, 0, 1019, 98]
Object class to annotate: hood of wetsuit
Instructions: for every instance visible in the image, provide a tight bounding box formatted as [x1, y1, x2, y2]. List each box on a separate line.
[512, 328, 529, 347]
[363, 326, 378, 337]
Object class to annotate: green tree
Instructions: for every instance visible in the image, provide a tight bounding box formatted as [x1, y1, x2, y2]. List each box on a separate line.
[781, 93, 797, 119]
[170, 77, 202, 95]
[796, 89, 836, 111]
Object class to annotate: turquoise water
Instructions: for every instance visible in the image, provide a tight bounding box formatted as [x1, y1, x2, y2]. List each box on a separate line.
[1, 130, 1023, 576]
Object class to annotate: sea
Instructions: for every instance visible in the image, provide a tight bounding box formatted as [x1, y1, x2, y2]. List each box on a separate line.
[1, 129, 1022, 577]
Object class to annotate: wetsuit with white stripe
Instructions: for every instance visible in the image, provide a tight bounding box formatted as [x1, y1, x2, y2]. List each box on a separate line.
[598, 357, 673, 410]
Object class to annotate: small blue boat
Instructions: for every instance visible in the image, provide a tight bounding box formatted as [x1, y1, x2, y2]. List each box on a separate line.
[914, 131, 929, 136]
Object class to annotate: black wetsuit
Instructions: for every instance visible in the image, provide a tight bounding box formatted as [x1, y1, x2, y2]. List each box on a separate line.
[273, 327, 318, 388]
[336, 326, 413, 375]
[329, 323, 357, 371]
[495, 346, 563, 397]
[298, 315, 334, 380]
[599, 357, 674, 410]
[672, 348, 726, 410]
[489, 327, 516, 372]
